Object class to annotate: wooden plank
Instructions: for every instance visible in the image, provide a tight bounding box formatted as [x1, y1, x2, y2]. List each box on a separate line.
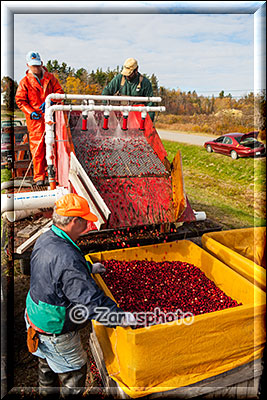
[15, 221, 53, 254]
[89, 325, 262, 399]
[14, 160, 31, 169]
[215, 385, 237, 398]
[200, 392, 215, 399]
[14, 144, 30, 152]
[17, 224, 41, 238]
[89, 329, 131, 399]
[204, 381, 259, 399]
[149, 361, 262, 399]
[89, 330, 109, 387]
[39, 218, 51, 227]
[243, 377, 260, 399]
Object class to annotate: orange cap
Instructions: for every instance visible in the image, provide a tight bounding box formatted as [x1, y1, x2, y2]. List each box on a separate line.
[55, 193, 98, 222]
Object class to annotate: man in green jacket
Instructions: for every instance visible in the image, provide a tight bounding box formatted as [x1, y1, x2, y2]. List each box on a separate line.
[102, 58, 155, 122]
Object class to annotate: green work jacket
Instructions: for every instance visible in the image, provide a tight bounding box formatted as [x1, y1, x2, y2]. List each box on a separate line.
[102, 73, 155, 121]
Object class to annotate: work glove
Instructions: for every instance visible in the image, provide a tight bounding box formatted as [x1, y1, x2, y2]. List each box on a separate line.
[39, 102, 46, 113]
[39, 100, 56, 114]
[121, 312, 137, 327]
[91, 262, 106, 274]
[30, 111, 41, 120]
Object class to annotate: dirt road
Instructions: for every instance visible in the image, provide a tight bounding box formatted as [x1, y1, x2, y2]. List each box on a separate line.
[157, 129, 215, 146]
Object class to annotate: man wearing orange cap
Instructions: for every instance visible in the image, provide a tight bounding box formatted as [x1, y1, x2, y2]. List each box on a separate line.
[102, 57, 155, 122]
[25, 193, 136, 397]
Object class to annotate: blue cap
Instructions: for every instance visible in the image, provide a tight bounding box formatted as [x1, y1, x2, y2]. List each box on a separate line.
[26, 51, 42, 66]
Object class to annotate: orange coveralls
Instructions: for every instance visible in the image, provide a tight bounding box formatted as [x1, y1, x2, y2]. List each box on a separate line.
[15, 67, 64, 182]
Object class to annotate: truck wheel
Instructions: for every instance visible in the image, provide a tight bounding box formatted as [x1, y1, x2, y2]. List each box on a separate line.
[231, 150, 238, 160]
[20, 259, 31, 275]
[206, 145, 213, 153]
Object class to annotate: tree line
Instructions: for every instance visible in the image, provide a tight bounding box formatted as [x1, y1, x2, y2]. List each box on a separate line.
[1, 59, 266, 131]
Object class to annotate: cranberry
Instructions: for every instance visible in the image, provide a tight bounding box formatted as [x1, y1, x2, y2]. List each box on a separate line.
[101, 259, 242, 329]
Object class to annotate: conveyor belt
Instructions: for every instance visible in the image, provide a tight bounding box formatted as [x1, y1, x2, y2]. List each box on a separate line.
[72, 128, 168, 178]
[69, 112, 176, 227]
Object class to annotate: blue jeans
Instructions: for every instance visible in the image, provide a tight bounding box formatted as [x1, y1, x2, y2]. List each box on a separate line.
[25, 311, 87, 373]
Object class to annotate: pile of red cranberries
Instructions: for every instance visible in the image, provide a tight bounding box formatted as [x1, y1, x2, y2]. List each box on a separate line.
[102, 259, 242, 328]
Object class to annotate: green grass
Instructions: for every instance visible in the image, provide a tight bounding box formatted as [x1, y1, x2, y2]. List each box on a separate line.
[1, 168, 12, 264]
[162, 140, 266, 229]
[1, 168, 12, 184]
[1, 137, 265, 229]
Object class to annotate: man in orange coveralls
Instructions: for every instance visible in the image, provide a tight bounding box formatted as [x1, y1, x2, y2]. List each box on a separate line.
[15, 51, 64, 186]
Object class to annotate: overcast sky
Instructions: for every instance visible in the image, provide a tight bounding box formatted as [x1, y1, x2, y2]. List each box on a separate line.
[1, 1, 266, 97]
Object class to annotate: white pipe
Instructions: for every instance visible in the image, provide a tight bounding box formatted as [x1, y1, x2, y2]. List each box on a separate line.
[3, 209, 41, 222]
[1, 180, 33, 191]
[44, 105, 166, 168]
[45, 104, 166, 122]
[45, 93, 162, 108]
[45, 123, 55, 169]
[193, 211, 207, 221]
[1, 187, 69, 214]
[141, 110, 147, 119]
[87, 100, 95, 117]
[44, 94, 166, 188]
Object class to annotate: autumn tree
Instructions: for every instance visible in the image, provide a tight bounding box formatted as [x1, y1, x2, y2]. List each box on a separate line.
[90, 68, 110, 88]
[27, 59, 255, 121]
[149, 73, 159, 96]
[1, 76, 18, 110]
[46, 60, 74, 85]
[75, 68, 88, 82]
[254, 90, 266, 139]
[62, 76, 102, 99]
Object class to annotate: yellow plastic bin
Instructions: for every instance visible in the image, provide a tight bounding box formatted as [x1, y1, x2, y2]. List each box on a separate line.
[87, 240, 266, 398]
[202, 227, 266, 291]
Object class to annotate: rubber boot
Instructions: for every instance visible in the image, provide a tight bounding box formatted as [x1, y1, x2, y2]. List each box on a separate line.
[58, 363, 87, 398]
[38, 357, 60, 397]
